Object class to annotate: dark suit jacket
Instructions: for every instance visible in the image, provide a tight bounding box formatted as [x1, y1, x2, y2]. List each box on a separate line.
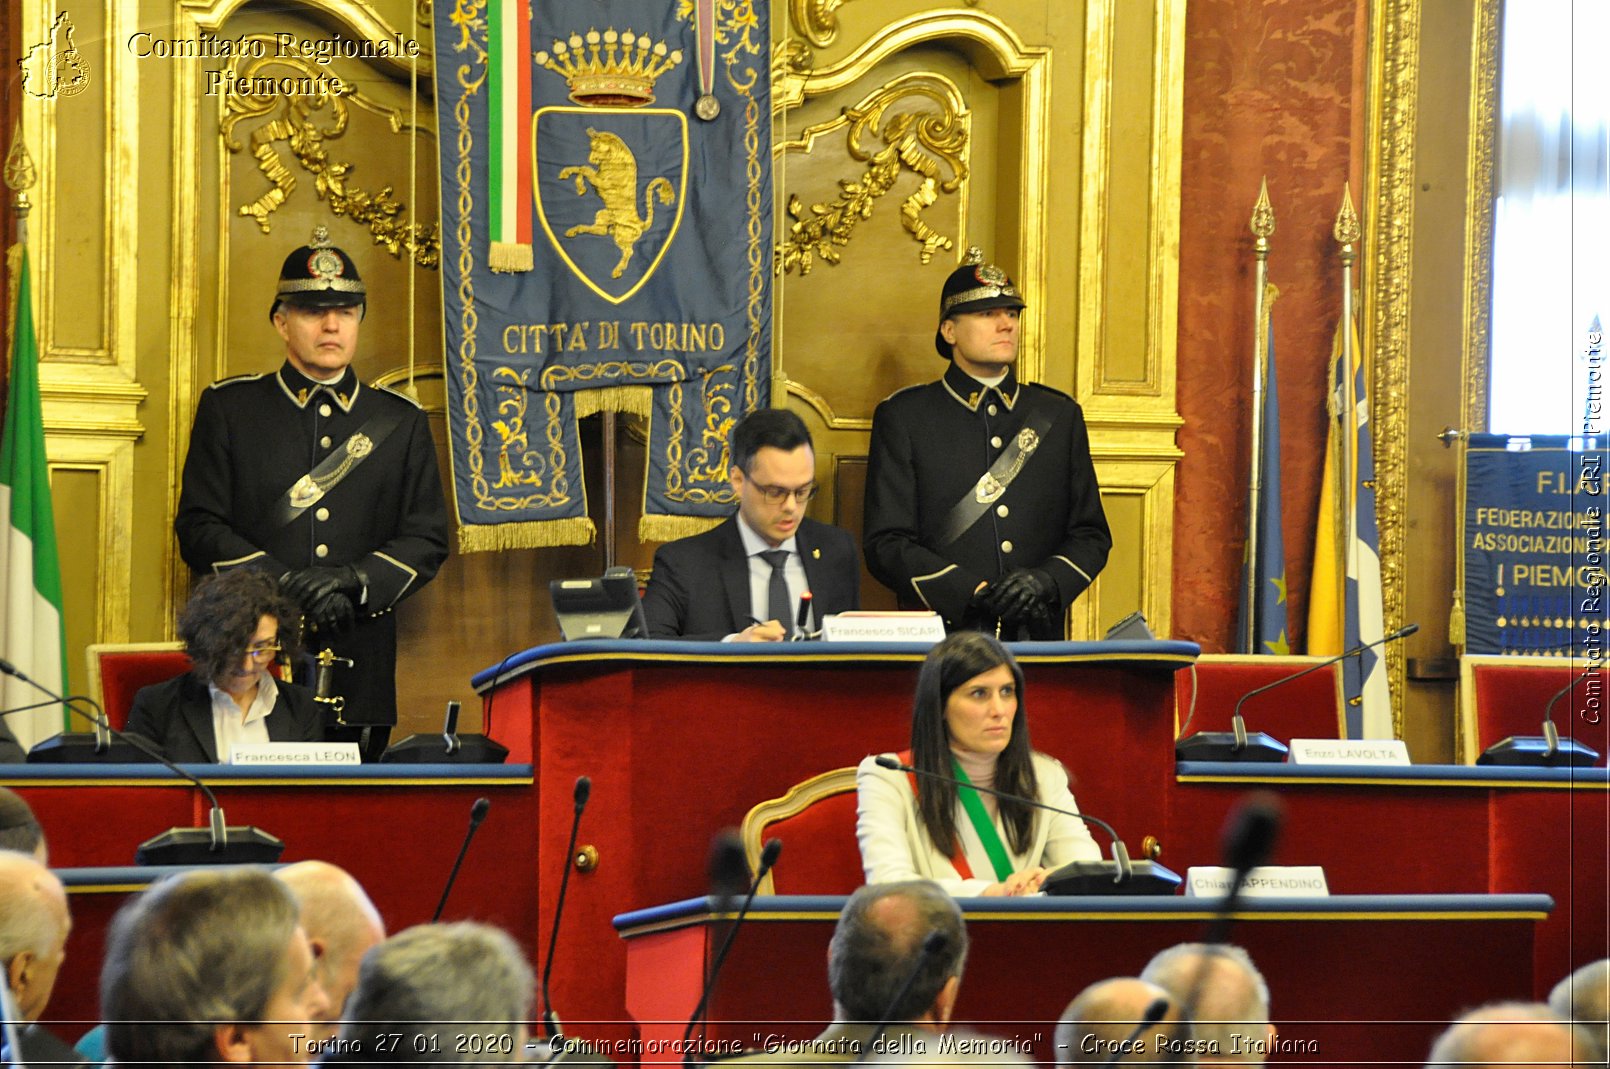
[124, 672, 324, 763]
[0, 714, 23, 763]
[641, 516, 860, 640]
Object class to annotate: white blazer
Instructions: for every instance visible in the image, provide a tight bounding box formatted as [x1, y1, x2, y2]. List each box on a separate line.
[855, 750, 1103, 895]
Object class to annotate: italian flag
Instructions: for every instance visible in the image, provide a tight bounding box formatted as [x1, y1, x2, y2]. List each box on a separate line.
[0, 245, 67, 750]
[487, 0, 534, 273]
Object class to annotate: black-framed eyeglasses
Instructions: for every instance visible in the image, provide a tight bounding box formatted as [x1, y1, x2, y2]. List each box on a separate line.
[749, 482, 818, 505]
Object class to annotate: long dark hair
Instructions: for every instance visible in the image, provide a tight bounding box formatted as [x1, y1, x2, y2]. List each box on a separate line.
[179, 570, 302, 687]
[910, 631, 1038, 856]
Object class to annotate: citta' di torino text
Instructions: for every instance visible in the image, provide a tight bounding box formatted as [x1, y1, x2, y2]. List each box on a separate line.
[127, 31, 421, 64]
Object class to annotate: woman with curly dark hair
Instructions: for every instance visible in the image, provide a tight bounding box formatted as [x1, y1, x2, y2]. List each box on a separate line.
[855, 631, 1101, 895]
[125, 570, 322, 762]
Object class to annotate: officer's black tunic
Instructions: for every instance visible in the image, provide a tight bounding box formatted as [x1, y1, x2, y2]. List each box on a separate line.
[864, 361, 1111, 640]
[175, 362, 450, 725]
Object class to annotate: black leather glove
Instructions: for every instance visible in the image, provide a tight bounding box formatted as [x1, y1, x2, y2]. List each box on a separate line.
[983, 568, 1055, 625]
[282, 565, 362, 611]
[308, 591, 357, 633]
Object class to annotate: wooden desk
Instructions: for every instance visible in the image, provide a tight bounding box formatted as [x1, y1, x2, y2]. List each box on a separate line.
[614, 893, 1552, 1067]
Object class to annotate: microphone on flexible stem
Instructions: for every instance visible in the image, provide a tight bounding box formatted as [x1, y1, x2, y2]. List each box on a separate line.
[792, 592, 814, 641]
[1, 657, 158, 763]
[873, 755, 1180, 894]
[539, 775, 592, 1039]
[853, 931, 948, 1063]
[1479, 662, 1603, 767]
[1203, 791, 1283, 946]
[1175, 623, 1421, 763]
[1162, 792, 1284, 1052]
[432, 797, 492, 922]
[0, 662, 282, 863]
[1098, 997, 1172, 1069]
[381, 698, 510, 763]
[681, 834, 783, 1067]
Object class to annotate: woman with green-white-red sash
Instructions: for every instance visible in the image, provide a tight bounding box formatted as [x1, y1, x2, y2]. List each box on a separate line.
[855, 631, 1102, 896]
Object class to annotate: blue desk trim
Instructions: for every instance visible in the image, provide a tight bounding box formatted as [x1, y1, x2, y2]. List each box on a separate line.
[1176, 761, 1610, 788]
[0, 763, 533, 786]
[613, 892, 1554, 935]
[472, 639, 1201, 692]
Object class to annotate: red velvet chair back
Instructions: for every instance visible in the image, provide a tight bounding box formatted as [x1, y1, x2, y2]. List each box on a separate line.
[86, 643, 191, 730]
[1174, 655, 1346, 741]
[1459, 656, 1609, 765]
[741, 768, 864, 894]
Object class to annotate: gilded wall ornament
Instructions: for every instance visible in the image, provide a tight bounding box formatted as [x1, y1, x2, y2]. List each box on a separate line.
[777, 75, 968, 276]
[220, 40, 440, 269]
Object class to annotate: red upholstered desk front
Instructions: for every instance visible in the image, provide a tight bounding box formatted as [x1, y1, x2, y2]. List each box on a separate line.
[614, 894, 1550, 1068]
[471, 640, 1197, 1044]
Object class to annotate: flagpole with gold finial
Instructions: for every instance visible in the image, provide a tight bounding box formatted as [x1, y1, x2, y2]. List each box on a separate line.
[1333, 183, 1362, 619]
[1243, 178, 1275, 653]
[5, 122, 38, 356]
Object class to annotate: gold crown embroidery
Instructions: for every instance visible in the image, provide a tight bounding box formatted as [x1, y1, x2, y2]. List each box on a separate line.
[534, 28, 684, 107]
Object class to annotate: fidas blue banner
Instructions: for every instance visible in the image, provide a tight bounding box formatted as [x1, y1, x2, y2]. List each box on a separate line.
[1464, 434, 1608, 655]
[433, 0, 771, 551]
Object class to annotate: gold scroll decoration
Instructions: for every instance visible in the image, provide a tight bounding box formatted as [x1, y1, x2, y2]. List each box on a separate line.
[219, 38, 440, 269]
[788, 0, 861, 49]
[777, 73, 968, 276]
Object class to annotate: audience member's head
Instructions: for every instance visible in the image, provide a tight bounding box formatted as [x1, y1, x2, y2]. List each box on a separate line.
[1055, 977, 1189, 1064]
[0, 788, 46, 862]
[1141, 943, 1274, 1064]
[102, 867, 330, 1067]
[0, 850, 70, 1023]
[828, 880, 969, 1030]
[275, 860, 386, 1038]
[1425, 1001, 1595, 1069]
[1549, 959, 1609, 1064]
[335, 921, 534, 1063]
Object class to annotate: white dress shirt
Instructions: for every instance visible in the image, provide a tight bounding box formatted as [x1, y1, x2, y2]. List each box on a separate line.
[206, 672, 276, 761]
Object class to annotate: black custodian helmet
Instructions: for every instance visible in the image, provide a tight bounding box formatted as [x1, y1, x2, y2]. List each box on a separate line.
[268, 225, 367, 321]
[934, 246, 1026, 358]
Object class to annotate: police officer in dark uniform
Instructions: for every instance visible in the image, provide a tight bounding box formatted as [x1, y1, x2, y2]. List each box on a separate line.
[863, 248, 1111, 640]
[174, 226, 450, 745]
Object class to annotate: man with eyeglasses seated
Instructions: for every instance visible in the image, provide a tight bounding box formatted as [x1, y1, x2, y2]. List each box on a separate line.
[125, 569, 323, 762]
[642, 408, 860, 641]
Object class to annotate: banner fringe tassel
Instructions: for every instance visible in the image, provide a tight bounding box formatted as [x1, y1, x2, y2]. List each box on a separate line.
[457, 517, 595, 553]
[575, 386, 654, 420]
[639, 513, 724, 543]
[487, 242, 534, 273]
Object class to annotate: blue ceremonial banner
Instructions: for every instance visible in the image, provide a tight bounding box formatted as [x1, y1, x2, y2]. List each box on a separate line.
[1464, 434, 1609, 655]
[432, 0, 771, 550]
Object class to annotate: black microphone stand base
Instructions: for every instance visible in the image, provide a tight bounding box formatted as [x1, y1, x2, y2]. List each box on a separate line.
[1043, 859, 1183, 896]
[381, 733, 510, 763]
[27, 733, 164, 764]
[136, 826, 286, 866]
[1174, 731, 1289, 763]
[1477, 735, 1600, 768]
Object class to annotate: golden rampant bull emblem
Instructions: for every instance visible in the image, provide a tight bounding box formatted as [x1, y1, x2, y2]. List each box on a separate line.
[533, 109, 689, 304]
[559, 129, 675, 279]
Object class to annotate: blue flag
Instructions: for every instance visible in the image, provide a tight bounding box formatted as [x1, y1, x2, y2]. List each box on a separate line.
[1237, 284, 1289, 655]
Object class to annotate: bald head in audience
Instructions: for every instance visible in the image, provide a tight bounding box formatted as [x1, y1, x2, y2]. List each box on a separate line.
[0, 788, 46, 863]
[1141, 943, 1275, 1065]
[1055, 977, 1189, 1064]
[1425, 1002, 1594, 1069]
[0, 850, 70, 1025]
[1549, 959, 1609, 1064]
[276, 860, 386, 1040]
